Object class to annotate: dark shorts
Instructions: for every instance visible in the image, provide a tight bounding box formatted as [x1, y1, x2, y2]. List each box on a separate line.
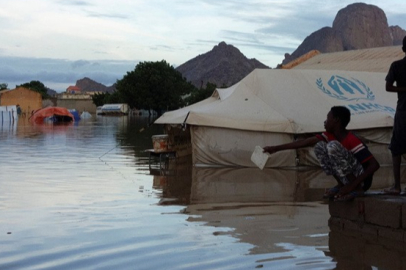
[389, 110, 406, 156]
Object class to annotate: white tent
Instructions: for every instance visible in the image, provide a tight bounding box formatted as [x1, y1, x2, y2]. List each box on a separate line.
[155, 69, 397, 167]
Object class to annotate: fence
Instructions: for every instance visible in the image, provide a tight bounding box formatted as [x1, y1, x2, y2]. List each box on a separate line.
[0, 105, 18, 124]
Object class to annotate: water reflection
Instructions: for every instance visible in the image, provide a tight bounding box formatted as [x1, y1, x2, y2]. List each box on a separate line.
[152, 156, 193, 205]
[1, 116, 404, 270]
[0, 118, 17, 135]
[181, 166, 333, 268]
[328, 226, 406, 270]
[156, 157, 398, 205]
[190, 167, 334, 203]
[154, 157, 404, 269]
[115, 116, 163, 155]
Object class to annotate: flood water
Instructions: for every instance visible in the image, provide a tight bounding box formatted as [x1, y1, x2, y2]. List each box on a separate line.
[0, 116, 404, 270]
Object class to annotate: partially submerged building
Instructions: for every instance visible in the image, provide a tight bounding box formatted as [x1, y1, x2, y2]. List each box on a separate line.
[57, 93, 97, 114]
[0, 87, 42, 116]
[97, 104, 129, 115]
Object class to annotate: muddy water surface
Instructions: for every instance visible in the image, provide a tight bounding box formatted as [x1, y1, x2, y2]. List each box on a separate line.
[0, 116, 403, 269]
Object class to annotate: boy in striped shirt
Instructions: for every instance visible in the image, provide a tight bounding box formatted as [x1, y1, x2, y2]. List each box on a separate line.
[263, 106, 380, 201]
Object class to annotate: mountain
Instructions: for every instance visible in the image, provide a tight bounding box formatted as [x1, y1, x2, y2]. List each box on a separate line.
[75, 77, 116, 93]
[282, 3, 406, 65]
[176, 41, 269, 88]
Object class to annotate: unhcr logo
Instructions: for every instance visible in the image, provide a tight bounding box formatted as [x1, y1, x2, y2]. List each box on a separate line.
[316, 75, 395, 115]
[316, 75, 375, 101]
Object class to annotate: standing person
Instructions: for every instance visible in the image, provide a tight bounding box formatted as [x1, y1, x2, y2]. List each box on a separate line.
[383, 36, 406, 195]
[263, 106, 380, 201]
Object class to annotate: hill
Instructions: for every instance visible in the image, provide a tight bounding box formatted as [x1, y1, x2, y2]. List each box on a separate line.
[75, 77, 116, 93]
[281, 3, 406, 65]
[176, 41, 269, 88]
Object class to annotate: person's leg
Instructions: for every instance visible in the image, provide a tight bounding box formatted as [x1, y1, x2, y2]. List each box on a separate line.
[314, 141, 335, 175]
[325, 141, 364, 184]
[315, 141, 363, 197]
[315, 140, 365, 200]
[324, 141, 367, 201]
[385, 111, 406, 194]
[383, 155, 402, 194]
[393, 154, 401, 189]
[315, 141, 342, 198]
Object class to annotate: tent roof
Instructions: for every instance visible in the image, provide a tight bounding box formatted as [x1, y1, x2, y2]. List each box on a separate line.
[291, 46, 404, 72]
[30, 107, 74, 123]
[154, 95, 219, 125]
[155, 69, 397, 134]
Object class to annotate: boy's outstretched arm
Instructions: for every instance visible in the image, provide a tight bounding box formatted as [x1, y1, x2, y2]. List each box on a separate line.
[263, 136, 320, 155]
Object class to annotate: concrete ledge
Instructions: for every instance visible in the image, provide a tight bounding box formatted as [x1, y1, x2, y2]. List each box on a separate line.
[402, 203, 406, 229]
[364, 197, 402, 228]
[329, 198, 365, 222]
[329, 216, 378, 240]
[329, 193, 406, 242]
[329, 224, 406, 269]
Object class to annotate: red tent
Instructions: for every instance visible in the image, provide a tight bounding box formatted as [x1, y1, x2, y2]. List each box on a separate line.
[30, 107, 74, 124]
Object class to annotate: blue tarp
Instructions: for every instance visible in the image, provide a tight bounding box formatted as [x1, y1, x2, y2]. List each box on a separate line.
[68, 109, 81, 121]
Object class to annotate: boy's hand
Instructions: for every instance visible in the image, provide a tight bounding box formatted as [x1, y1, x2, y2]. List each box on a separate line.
[336, 174, 358, 196]
[336, 184, 353, 196]
[263, 146, 277, 154]
[336, 181, 358, 196]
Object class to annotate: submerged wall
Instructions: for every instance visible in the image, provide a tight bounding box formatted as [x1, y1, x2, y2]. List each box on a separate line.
[329, 195, 406, 243]
[57, 96, 97, 114]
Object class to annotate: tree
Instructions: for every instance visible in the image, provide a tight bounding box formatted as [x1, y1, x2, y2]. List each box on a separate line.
[116, 60, 196, 115]
[108, 91, 123, 104]
[185, 82, 217, 105]
[0, 83, 7, 90]
[92, 91, 124, 107]
[92, 92, 109, 107]
[18, 80, 49, 99]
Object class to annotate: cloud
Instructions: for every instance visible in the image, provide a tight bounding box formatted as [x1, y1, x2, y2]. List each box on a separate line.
[71, 60, 92, 69]
[85, 11, 128, 19]
[1, 0, 405, 86]
[56, 0, 128, 20]
[221, 30, 262, 45]
[0, 57, 137, 92]
[57, 0, 92, 7]
[150, 45, 177, 52]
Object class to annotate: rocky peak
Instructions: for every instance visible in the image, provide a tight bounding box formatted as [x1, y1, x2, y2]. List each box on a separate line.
[390, 26, 406, 45]
[282, 3, 406, 65]
[76, 77, 116, 93]
[176, 42, 269, 88]
[212, 41, 242, 57]
[332, 3, 392, 50]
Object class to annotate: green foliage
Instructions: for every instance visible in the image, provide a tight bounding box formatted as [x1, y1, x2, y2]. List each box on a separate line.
[92, 92, 106, 107]
[92, 92, 109, 107]
[108, 91, 123, 104]
[0, 83, 7, 90]
[185, 82, 217, 105]
[92, 91, 124, 107]
[18, 80, 49, 99]
[116, 60, 196, 115]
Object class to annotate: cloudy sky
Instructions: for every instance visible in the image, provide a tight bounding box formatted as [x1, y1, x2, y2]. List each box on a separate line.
[1, 0, 405, 92]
